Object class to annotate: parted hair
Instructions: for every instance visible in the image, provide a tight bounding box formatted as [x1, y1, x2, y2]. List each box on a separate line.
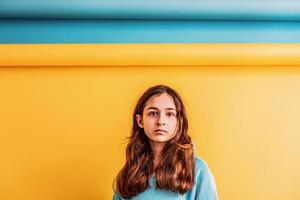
[113, 85, 195, 198]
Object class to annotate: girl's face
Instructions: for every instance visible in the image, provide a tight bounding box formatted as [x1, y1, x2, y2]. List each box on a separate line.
[136, 93, 178, 145]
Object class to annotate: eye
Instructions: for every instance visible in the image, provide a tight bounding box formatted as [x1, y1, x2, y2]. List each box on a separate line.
[167, 112, 176, 117]
[148, 112, 157, 116]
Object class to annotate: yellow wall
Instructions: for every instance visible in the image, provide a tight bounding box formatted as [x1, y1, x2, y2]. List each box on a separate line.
[0, 45, 299, 200]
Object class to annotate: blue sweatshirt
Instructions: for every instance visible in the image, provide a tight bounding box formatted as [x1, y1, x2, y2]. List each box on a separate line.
[113, 156, 219, 200]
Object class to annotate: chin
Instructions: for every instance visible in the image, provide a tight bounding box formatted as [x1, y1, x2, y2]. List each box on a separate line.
[150, 137, 170, 143]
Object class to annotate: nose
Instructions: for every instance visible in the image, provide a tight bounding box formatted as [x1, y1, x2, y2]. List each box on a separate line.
[156, 113, 166, 126]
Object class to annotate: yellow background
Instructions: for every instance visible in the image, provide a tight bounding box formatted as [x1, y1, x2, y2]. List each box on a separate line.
[0, 44, 299, 200]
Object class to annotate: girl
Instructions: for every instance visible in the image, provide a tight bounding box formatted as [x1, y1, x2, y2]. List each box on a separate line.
[113, 85, 218, 200]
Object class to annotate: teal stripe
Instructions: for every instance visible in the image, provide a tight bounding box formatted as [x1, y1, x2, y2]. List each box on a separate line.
[1, 20, 300, 44]
[1, 0, 300, 21]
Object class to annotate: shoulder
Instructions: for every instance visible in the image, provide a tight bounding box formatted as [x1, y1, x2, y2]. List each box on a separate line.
[194, 156, 210, 174]
[193, 156, 219, 199]
[194, 156, 214, 184]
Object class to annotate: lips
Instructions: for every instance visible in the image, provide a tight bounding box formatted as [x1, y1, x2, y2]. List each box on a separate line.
[154, 129, 167, 134]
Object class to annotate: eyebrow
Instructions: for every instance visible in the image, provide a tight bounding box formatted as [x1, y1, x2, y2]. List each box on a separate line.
[146, 107, 176, 111]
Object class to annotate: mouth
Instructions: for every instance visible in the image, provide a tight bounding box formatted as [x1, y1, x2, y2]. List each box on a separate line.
[154, 129, 167, 134]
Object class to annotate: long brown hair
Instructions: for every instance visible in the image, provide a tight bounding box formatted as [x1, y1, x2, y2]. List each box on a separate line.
[113, 85, 195, 198]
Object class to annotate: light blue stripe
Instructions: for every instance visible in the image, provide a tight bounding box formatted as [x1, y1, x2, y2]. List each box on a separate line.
[1, 20, 300, 43]
[1, 0, 300, 21]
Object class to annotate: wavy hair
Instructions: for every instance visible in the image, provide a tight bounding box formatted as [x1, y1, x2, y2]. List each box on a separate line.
[113, 85, 195, 198]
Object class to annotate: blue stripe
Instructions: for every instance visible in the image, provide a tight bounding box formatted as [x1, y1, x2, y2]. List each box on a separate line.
[1, 19, 300, 43]
[1, 0, 300, 21]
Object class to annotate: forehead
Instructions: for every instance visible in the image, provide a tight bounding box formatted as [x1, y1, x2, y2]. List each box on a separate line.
[144, 93, 176, 111]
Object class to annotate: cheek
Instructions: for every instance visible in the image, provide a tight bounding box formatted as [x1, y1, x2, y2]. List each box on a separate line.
[143, 118, 152, 126]
[143, 120, 154, 132]
[171, 121, 179, 134]
[171, 119, 178, 128]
